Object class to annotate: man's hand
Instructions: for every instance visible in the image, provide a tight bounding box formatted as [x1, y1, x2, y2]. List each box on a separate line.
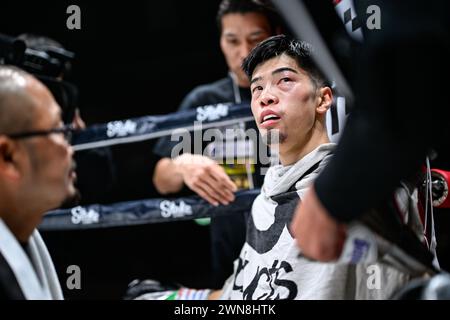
[208, 289, 223, 300]
[174, 154, 237, 206]
[290, 186, 347, 261]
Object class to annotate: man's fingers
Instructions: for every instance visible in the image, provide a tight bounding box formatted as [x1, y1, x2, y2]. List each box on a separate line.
[310, 241, 340, 262]
[191, 184, 220, 207]
[180, 159, 237, 206]
[297, 227, 343, 262]
[335, 225, 347, 257]
[297, 233, 338, 262]
[199, 174, 235, 205]
[291, 187, 345, 262]
[207, 165, 238, 193]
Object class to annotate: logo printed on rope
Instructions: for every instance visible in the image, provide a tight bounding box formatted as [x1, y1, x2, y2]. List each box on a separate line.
[196, 103, 229, 122]
[160, 200, 193, 218]
[106, 120, 137, 137]
[70, 206, 100, 225]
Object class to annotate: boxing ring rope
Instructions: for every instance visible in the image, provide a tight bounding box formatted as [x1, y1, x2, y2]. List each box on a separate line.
[41, 103, 261, 231]
[71, 103, 254, 152]
[40, 189, 259, 231]
[40, 97, 350, 232]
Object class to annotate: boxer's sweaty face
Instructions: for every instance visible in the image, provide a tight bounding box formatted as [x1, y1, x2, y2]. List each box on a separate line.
[250, 54, 320, 157]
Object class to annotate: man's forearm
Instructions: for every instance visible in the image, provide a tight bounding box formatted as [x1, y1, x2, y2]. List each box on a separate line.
[313, 23, 444, 223]
[315, 84, 430, 223]
[153, 157, 184, 194]
[208, 289, 223, 300]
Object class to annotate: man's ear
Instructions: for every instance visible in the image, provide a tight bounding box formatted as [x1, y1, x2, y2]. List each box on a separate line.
[0, 136, 21, 180]
[316, 87, 333, 115]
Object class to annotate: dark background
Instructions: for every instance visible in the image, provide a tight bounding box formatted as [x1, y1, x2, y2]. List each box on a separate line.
[1, 0, 449, 299]
[1, 0, 226, 123]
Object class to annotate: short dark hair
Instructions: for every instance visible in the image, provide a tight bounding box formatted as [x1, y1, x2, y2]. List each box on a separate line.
[216, 0, 281, 34]
[242, 35, 329, 89]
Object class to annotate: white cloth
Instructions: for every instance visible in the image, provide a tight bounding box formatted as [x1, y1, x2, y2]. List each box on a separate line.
[220, 143, 411, 300]
[0, 218, 63, 300]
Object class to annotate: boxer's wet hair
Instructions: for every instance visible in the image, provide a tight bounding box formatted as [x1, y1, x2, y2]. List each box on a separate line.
[216, 0, 281, 34]
[242, 35, 329, 90]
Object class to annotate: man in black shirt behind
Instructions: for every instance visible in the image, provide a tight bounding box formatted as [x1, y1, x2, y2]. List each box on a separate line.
[152, 0, 282, 288]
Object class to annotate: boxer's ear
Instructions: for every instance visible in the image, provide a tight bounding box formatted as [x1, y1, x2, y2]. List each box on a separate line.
[316, 87, 332, 115]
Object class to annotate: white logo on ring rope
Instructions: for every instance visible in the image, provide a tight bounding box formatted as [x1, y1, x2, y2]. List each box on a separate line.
[196, 104, 229, 122]
[106, 120, 137, 137]
[160, 200, 193, 218]
[71, 206, 100, 225]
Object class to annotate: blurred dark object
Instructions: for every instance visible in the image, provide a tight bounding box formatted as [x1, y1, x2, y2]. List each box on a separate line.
[0, 33, 26, 64]
[0, 32, 77, 123]
[0, 32, 74, 78]
[72, 147, 118, 206]
[41, 221, 212, 300]
[37, 75, 79, 124]
[393, 273, 450, 300]
[430, 169, 449, 208]
[124, 279, 180, 300]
